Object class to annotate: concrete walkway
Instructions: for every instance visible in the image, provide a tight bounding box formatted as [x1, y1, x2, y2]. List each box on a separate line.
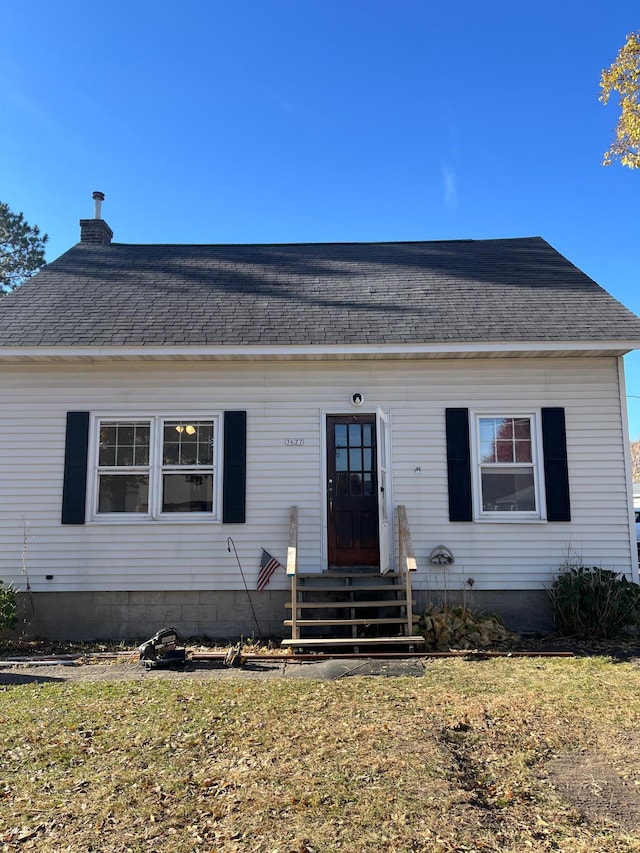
[0, 656, 427, 685]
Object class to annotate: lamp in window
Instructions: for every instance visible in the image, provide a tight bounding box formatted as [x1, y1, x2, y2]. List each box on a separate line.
[174, 424, 196, 435]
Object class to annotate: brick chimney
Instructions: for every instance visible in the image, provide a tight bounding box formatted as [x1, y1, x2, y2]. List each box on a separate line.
[79, 191, 113, 244]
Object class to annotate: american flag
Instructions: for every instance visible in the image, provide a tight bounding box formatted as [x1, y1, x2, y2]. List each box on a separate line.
[257, 549, 282, 591]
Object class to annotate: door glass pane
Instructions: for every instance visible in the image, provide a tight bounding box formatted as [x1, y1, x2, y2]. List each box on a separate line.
[335, 448, 348, 471]
[349, 448, 362, 471]
[362, 424, 372, 446]
[363, 473, 373, 495]
[162, 473, 213, 512]
[348, 424, 361, 446]
[335, 425, 347, 447]
[350, 473, 362, 495]
[98, 475, 149, 513]
[335, 472, 349, 497]
[363, 448, 372, 472]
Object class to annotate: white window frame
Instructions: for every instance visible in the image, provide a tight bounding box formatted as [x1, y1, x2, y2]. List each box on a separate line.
[471, 410, 546, 522]
[88, 414, 221, 522]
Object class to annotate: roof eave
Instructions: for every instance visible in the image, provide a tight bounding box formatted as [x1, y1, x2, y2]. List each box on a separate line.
[0, 340, 639, 363]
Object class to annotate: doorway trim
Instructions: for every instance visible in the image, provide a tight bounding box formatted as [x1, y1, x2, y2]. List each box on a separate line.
[320, 409, 393, 571]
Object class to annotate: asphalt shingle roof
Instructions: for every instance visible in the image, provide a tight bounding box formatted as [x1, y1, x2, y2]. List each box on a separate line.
[1, 236, 639, 347]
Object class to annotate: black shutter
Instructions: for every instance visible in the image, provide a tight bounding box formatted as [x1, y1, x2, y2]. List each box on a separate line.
[446, 408, 473, 522]
[61, 411, 90, 524]
[541, 407, 571, 522]
[222, 411, 247, 523]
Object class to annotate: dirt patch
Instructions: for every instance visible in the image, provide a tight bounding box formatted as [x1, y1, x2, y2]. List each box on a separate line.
[547, 752, 640, 832]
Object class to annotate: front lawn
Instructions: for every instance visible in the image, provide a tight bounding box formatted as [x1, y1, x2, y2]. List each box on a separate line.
[1, 657, 640, 852]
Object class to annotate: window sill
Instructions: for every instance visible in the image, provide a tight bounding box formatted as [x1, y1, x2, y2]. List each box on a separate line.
[88, 515, 220, 525]
[473, 515, 546, 524]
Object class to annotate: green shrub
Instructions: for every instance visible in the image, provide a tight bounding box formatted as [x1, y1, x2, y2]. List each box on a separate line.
[0, 580, 17, 631]
[548, 564, 640, 640]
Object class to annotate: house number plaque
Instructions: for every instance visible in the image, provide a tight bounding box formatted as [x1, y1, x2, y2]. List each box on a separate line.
[285, 438, 305, 446]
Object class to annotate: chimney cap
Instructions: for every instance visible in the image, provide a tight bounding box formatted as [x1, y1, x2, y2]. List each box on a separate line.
[92, 191, 105, 202]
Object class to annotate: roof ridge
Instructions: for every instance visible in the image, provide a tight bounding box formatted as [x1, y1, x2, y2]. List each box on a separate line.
[99, 236, 543, 250]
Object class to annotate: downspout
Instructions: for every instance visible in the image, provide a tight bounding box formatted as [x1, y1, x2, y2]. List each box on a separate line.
[617, 355, 638, 583]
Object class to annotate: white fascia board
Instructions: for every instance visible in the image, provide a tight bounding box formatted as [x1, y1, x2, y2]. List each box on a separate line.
[0, 340, 639, 361]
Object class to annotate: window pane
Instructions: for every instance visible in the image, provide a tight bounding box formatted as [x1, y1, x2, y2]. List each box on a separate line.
[98, 475, 149, 513]
[118, 446, 134, 466]
[515, 440, 532, 463]
[119, 425, 135, 445]
[197, 424, 214, 465]
[163, 442, 180, 465]
[480, 417, 532, 465]
[99, 422, 150, 467]
[495, 440, 515, 463]
[162, 474, 213, 512]
[479, 419, 497, 463]
[496, 418, 513, 440]
[180, 435, 198, 466]
[481, 467, 535, 512]
[99, 445, 116, 466]
[163, 421, 214, 466]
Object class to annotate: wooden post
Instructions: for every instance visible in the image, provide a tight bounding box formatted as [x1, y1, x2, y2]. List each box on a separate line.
[396, 505, 417, 638]
[287, 506, 299, 641]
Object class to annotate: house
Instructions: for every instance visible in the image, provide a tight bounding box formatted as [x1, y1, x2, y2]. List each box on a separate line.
[1, 201, 639, 642]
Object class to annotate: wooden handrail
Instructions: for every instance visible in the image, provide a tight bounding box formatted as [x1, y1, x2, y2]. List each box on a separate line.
[287, 506, 299, 641]
[396, 505, 417, 573]
[287, 506, 298, 576]
[396, 505, 417, 639]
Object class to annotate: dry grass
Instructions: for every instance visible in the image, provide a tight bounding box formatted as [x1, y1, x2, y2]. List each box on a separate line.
[2, 657, 640, 852]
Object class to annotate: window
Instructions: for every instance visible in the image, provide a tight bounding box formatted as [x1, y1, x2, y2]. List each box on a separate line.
[474, 414, 541, 517]
[94, 417, 218, 519]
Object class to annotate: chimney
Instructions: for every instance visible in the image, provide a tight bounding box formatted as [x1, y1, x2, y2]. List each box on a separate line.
[79, 191, 113, 244]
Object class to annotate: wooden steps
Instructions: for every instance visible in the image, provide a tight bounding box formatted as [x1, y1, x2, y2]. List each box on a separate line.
[284, 569, 424, 653]
[285, 599, 414, 610]
[280, 636, 423, 650]
[285, 617, 418, 627]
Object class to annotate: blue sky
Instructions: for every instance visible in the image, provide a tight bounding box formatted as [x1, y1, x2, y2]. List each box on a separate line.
[2, 2, 639, 436]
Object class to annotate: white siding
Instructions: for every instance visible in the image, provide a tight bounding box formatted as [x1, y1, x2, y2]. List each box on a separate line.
[0, 356, 635, 593]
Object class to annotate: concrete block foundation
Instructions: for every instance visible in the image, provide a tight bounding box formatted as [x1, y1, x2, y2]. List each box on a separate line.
[15, 588, 555, 642]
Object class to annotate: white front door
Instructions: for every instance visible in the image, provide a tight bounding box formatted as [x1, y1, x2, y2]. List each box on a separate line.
[376, 408, 391, 574]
